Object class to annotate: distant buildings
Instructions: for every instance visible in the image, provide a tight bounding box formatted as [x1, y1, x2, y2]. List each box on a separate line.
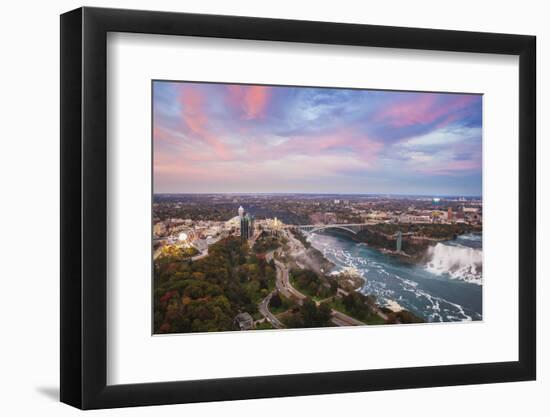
[225, 215, 241, 230]
[399, 213, 431, 224]
[430, 210, 446, 223]
[265, 217, 283, 236]
[309, 212, 324, 224]
[324, 212, 338, 224]
[308, 211, 338, 225]
[153, 197, 482, 256]
[153, 222, 167, 237]
[464, 207, 482, 224]
[365, 211, 391, 222]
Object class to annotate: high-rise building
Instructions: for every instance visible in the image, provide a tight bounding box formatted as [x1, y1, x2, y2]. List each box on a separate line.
[239, 207, 255, 242]
[240, 215, 249, 241]
[447, 207, 453, 221]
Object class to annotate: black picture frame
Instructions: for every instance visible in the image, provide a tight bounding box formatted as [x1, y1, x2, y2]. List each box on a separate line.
[60, 6, 536, 410]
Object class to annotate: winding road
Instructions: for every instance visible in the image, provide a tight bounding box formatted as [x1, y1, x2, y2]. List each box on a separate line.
[258, 290, 285, 329]
[274, 259, 307, 303]
[256, 230, 379, 328]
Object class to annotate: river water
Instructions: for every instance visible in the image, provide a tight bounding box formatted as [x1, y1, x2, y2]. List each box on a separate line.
[308, 233, 483, 322]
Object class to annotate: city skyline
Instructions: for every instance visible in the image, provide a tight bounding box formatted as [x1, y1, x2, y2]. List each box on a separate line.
[153, 81, 482, 195]
[154, 192, 482, 197]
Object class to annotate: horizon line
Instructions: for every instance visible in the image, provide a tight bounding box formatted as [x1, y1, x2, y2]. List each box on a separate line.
[153, 192, 482, 198]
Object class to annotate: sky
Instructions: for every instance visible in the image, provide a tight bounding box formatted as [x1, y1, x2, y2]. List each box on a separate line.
[153, 81, 482, 196]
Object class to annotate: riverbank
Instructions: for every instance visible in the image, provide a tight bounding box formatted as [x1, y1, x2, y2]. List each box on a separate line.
[320, 224, 482, 266]
[285, 229, 424, 324]
[307, 231, 483, 322]
[286, 228, 335, 274]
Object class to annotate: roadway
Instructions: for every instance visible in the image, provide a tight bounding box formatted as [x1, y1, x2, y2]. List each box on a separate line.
[285, 228, 388, 324]
[257, 230, 379, 329]
[273, 246, 367, 327]
[274, 259, 306, 303]
[257, 250, 286, 329]
[257, 290, 285, 329]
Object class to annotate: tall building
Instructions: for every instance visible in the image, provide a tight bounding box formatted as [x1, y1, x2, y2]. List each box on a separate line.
[396, 230, 402, 252]
[239, 205, 255, 242]
[240, 215, 249, 241]
[447, 207, 453, 222]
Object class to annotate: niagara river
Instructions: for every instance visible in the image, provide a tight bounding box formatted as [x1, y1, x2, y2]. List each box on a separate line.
[308, 233, 483, 322]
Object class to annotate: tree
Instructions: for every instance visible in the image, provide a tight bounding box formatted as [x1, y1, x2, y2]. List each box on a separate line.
[270, 292, 282, 308]
[154, 236, 296, 334]
[299, 298, 332, 328]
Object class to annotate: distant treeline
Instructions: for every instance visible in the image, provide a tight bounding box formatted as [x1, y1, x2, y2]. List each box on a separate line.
[367, 222, 481, 239]
[356, 223, 481, 257]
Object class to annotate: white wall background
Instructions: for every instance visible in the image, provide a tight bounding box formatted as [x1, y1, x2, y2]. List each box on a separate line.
[0, 0, 545, 415]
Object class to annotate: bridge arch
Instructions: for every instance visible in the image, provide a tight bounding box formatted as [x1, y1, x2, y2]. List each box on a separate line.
[301, 225, 360, 235]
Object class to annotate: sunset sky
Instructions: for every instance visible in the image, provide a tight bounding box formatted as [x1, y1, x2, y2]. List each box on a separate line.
[153, 81, 482, 196]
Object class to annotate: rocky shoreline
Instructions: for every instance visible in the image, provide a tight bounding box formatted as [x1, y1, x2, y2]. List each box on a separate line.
[289, 230, 428, 324]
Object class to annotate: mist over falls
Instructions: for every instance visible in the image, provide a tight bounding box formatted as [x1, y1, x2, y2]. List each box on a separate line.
[426, 239, 483, 285]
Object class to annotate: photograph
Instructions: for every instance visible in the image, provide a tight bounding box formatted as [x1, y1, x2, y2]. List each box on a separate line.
[0, 0, 542, 414]
[152, 81, 483, 334]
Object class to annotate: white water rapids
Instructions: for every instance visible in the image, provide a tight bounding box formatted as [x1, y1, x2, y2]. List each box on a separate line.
[308, 232, 483, 322]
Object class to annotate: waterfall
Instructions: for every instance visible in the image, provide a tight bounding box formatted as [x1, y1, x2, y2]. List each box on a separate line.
[425, 242, 482, 285]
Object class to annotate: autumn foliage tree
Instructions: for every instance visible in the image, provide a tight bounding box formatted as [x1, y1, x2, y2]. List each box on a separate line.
[154, 236, 276, 334]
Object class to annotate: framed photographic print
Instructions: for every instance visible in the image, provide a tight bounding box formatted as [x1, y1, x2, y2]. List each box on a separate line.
[60, 7, 536, 410]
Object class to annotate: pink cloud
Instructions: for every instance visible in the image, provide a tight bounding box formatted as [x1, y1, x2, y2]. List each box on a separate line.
[179, 86, 231, 159]
[375, 94, 478, 128]
[416, 158, 481, 176]
[245, 129, 383, 166]
[153, 125, 188, 150]
[227, 85, 272, 120]
[154, 152, 241, 183]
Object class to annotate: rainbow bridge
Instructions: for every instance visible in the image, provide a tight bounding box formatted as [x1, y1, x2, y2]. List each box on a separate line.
[292, 223, 370, 235]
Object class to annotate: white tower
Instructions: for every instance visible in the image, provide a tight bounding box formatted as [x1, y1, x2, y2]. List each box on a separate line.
[238, 205, 244, 218]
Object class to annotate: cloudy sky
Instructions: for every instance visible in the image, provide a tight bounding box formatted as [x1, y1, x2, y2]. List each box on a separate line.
[153, 81, 482, 196]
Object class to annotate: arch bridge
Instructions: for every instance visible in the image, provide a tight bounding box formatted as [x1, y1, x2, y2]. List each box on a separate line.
[294, 223, 370, 236]
[289, 224, 413, 252]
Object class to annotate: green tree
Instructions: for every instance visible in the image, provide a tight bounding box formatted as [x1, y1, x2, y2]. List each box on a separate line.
[270, 293, 282, 308]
